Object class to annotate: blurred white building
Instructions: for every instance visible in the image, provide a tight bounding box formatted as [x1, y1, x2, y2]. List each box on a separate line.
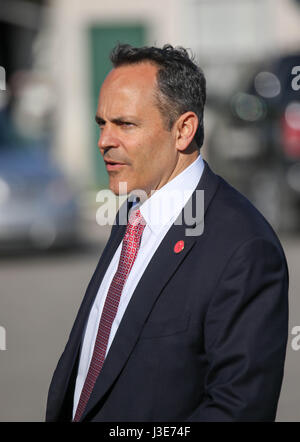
[33, 0, 300, 188]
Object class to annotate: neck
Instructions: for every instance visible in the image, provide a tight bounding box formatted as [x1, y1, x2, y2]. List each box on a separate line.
[144, 149, 200, 199]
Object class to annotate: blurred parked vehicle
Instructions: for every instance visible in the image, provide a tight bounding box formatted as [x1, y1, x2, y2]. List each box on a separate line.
[207, 52, 300, 233]
[0, 110, 81, 251]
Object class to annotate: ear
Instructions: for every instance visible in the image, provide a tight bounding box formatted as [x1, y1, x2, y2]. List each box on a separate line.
[174, 112, 198, 152]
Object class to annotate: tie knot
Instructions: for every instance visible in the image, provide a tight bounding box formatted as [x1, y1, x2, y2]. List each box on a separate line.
[128, 208, 146, 228]
[124, 208, 146, 243]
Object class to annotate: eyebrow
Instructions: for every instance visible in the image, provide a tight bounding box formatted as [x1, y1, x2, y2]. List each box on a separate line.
[95, 115, 105, 125]
[95, 114, 140, 125]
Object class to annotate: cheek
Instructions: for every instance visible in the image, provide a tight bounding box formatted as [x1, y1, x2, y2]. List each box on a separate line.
[126, 129, 173, 180]
[129, 138, 152, 169]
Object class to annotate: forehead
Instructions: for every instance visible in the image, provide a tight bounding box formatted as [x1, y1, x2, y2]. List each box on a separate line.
[98, 63, 159, 114]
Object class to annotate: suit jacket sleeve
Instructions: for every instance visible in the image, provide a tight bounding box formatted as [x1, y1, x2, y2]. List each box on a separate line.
[186, 236, 289, 422]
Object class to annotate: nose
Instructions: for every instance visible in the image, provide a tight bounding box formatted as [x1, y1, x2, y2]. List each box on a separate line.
[98, 124, 120, 153]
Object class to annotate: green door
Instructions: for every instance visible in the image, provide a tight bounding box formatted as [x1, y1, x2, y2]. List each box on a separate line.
[88, 24, 146, 188]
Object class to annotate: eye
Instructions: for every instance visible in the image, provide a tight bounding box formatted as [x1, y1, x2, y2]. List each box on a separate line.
[96, 124, 105, 134]
[95, 115, 105, 127]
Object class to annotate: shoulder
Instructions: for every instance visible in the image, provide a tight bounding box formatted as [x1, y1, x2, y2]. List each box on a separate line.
[202, 166, 286, 261]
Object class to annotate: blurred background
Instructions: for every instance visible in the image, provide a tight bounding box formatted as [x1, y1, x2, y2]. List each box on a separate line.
[0, 0, 300, 421]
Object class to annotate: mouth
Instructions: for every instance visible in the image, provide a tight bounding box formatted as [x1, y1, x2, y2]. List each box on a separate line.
[104, 160, 127, 171]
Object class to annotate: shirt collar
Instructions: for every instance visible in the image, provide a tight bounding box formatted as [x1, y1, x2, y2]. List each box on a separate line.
[136, 154, 204, 235]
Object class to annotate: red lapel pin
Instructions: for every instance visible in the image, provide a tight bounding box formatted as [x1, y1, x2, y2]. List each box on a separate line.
[174, 240, 184, 254]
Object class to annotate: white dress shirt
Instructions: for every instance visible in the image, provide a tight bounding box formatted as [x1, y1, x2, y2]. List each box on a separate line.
[73, 154, 204, 417]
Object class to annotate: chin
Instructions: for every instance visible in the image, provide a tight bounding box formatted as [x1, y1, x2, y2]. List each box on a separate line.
[109, 179, 130, 196]
[109, 177, 148, 198]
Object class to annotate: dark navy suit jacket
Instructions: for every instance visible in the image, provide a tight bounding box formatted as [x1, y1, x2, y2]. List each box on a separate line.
[46, 161, 289, 422]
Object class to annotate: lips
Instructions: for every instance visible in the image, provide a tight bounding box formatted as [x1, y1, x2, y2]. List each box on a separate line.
[104, 160, 125, 165]
[104, 159, 127, 171]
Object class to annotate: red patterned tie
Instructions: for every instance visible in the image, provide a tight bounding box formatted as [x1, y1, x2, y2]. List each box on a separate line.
[73, 208, 146, 422]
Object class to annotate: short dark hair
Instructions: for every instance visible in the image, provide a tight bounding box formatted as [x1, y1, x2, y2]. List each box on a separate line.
[110, 43, 206, 149]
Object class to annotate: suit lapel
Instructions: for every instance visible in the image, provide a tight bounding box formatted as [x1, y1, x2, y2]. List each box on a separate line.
[73, 220, 126, 344]
[72, 196, 136, 340]
[81, 160, 220, 420]
[51, 205, 130, 420]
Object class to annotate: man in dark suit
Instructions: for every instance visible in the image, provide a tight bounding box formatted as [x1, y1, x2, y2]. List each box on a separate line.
[46, 44, 289, 422]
